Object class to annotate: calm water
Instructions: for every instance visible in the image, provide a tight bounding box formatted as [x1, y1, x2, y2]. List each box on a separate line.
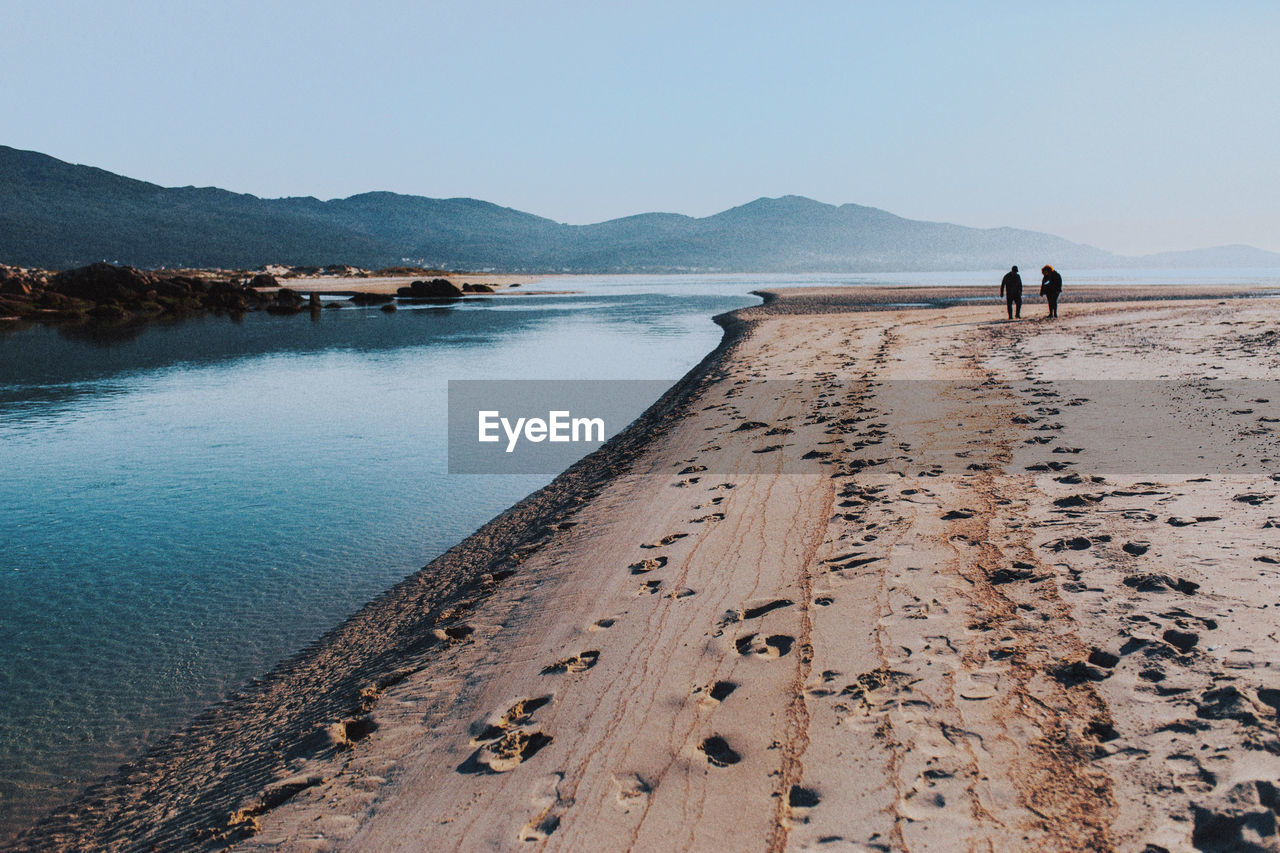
[0, 279, 765, 837]
[2, 269, 1278, 837]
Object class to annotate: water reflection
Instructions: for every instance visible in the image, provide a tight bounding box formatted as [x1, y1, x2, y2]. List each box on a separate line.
[0, 284, 756, 838]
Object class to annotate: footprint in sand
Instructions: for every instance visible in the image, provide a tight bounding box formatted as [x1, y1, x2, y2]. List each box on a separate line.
[715, 599, 793, 633]
[542, 651, 600, 675]
[1049, 659, 1110, 686]
[1054, 493, 1105, 508]
[735, 633, 795, 659]
[957, 671, 1000, 700]
[318, 716, 377, 751]
[589, 618, 616, 631]
[1163, 754, 1216, 795]
[664, 587, 696, 599]
[739, 598, 793, 620]
[629, 556, 668, 575]
[824, 553, 880, 572]
[1088, 649, 1120, 670]
[1025, 461, 1073, 472]
[519, 772, 571, 842]
[786, 786, 821, 821]
[642, 533, 689, 548]
[691, 512, 725, 524]
[1162, 628, 1200, 654]
[639, 580, 663, 595]
[1085, 719, 1120, 744]
[433, 624, 475, 643]
[696, 680, 738, 707]
[222, 774, 327, 836]
[1044, 536, 1094, 552]
[678, 464, 707, 475]
[459, 730, 553, 774]
[805, 671, 841, 698]
[472, 695, 554, 744]
[1167, 515, 1222, 526]
[699, 735, 742, 767]
[988, 564, 1039, 585]
[1123, 574, 1199, 595]
[612, 773, 653, 813]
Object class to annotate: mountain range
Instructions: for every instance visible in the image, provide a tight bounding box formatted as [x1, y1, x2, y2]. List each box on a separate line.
[3, 145, 1277, 272]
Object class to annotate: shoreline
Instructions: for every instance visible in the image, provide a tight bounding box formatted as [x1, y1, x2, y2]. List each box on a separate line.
[0, 266, 560, 327]
[15, 284, 1280, 850]
[12, 277, 752, 851]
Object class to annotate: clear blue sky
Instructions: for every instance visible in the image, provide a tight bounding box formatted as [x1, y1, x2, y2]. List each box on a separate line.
[4, 1, 1277, 254]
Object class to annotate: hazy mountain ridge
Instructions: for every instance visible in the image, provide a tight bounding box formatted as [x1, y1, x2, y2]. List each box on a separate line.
[2, 146, 1276, 271]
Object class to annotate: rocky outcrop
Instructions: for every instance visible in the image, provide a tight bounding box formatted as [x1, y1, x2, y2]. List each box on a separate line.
[395, 278, 463, 299]
[0, 263, 487, 325]
[48, 262, 159, 302]
[264, 288, 306, 314]
[349, 292, 395, 305]
[0, 262, 270, 323]
[0, 265, 37, 296]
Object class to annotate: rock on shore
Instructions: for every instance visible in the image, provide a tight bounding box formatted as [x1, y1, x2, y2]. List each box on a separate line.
[0, 263, 322, 323]
[396, 278, 465, 299]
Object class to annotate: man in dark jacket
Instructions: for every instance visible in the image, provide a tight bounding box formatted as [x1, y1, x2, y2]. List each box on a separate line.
[1000, 265, 1022, 319]
[1040, 265, 1063, 318]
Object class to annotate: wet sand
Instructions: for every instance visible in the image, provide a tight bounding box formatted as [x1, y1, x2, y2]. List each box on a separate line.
[15, 285, 1280, 852]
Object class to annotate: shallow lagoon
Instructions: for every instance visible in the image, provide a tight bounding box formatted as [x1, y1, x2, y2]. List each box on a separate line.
[0, 281, 760, 835]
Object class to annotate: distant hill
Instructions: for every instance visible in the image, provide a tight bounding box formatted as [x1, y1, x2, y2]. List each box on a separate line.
[2, 146, 1276, 271]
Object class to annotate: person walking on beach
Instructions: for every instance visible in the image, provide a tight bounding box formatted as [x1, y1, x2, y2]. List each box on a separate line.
[1040, 265, 1063, 318]
[1000, 265, 1022, 319]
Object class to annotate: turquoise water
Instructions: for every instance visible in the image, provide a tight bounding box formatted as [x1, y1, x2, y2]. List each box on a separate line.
[3, 267, 1279, 837]
[0, 280, 761, 837]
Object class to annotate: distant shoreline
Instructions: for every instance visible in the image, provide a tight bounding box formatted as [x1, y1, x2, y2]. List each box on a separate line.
[6, 263, 1279, 330]
[0, 263, 559, 327]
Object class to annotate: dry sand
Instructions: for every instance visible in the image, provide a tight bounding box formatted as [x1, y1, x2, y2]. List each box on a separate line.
[16, 287, 1280, 852]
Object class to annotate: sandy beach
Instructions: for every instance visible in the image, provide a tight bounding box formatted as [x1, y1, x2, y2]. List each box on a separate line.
[16, 286, 1280, 852]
